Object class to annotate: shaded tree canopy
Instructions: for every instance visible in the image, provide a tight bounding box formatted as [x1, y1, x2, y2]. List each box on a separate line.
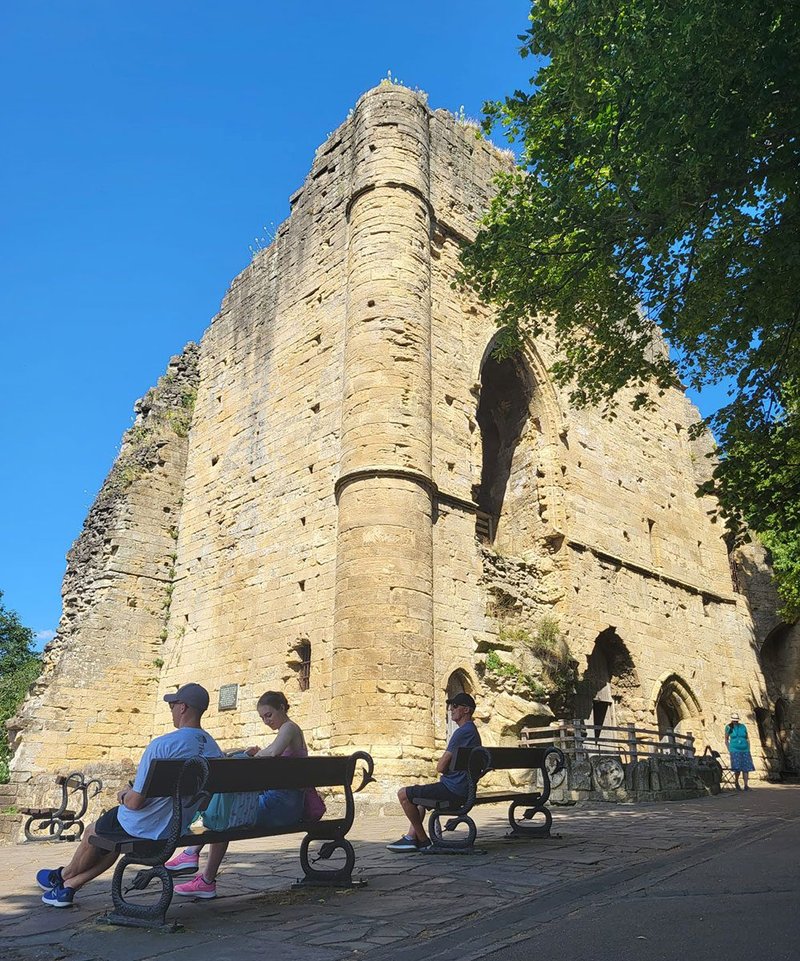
[459, 0, 799, 616]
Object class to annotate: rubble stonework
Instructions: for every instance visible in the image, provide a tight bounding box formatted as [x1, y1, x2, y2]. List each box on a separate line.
[6, 85, 795, 826]
[6, 347, 198, 816]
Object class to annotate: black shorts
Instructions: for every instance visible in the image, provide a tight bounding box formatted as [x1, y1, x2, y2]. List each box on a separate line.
[95, 806, 140, 842]
[407, 782, 465, 807]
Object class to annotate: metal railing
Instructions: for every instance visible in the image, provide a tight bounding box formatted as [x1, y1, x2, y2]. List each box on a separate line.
[520, 719, 696, 761]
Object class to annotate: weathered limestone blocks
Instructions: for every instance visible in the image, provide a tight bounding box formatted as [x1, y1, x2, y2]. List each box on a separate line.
[332, 88, 435, 776]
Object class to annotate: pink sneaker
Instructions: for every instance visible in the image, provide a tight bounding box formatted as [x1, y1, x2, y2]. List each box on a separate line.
[174, 874, 217, 899]
[164, 850, 200, 872]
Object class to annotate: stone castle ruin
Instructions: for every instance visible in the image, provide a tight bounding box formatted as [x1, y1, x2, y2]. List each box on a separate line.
[6, 85, 798, 820]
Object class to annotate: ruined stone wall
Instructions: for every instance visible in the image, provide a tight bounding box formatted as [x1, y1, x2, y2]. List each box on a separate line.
[8, 347, 199, 812]
[8, 86, 786, 824]
[735, 540, 800, 773]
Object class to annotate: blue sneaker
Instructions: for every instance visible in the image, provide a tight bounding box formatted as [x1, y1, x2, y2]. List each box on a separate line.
[36, 867, 63, 891]
[41, 884, 75, 908]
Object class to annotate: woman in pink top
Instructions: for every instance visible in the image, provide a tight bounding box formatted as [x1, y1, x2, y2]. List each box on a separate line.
[169, 691, 308, 898]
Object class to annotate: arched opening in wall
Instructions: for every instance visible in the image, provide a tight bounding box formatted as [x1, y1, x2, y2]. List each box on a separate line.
[759, 623, 797, 773]
[774, 698, 796, 773]
[760, 622, 792, 680]
[754, 706, 783, 773]
[475, 348, 533, 543]
[572, 628, 638, 737]
[654, 674, 701, 738]
[445, 669, 473, 738]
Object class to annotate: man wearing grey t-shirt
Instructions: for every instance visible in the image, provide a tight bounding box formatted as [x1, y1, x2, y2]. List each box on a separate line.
[36, 683, 222, 908]
[387, 692, 481, 853]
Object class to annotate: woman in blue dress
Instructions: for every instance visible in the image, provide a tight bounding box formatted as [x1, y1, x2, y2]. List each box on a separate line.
[725, 712, 755, 790]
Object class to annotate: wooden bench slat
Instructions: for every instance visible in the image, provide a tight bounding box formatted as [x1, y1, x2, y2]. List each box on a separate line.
[141, 756, 352, 798]
[472, 791, 541, 804]
[451, 746, 552, 771]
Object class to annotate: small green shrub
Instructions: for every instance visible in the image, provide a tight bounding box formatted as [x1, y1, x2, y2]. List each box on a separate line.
[484, 648, 546, 698]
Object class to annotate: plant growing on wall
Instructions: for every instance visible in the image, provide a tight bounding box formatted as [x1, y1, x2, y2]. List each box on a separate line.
[484, 617, 576, 713]
[459, 0, 800, 616]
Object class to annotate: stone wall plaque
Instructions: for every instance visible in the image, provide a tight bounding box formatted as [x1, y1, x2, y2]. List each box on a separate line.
[218, 684, 239, 712]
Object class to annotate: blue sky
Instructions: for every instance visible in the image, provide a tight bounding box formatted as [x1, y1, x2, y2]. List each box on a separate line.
[0, 3, 721, 646]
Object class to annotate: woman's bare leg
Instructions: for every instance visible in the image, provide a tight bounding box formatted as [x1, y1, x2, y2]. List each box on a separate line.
[202, 841, 229, 881]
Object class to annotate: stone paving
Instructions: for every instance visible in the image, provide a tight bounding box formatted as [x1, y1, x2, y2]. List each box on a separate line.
[1, 786, 795, 961]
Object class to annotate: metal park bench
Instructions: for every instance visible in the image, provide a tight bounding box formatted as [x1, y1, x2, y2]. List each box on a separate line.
[410, 745, 565, 854]
[21, 772, 103, 842]
[89, 751, 374, 930]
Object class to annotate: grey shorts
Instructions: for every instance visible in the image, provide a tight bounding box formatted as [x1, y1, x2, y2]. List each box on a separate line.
[95, 806, 140, 842]
[407, 782, 464, 807]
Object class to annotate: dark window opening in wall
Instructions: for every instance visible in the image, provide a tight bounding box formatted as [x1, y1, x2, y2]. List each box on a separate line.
[573, 628, 638, 728]
[475, 350, 533, 542]
[723, 532, 741, 593]
[298, 641, 311, 691]
[654, 674, 701, 738]
[656, 697, 681, 736]
[592, 699, 610, 734]
[475, 511, 494, 543]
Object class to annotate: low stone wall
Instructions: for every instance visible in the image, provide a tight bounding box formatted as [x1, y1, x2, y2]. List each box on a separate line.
[547, 753, 722, 803]
[0, 783, 22, 844]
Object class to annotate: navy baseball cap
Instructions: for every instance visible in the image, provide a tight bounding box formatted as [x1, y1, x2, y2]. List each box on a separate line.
[446, 692, 476, 711]
[164, 683, 210, 712]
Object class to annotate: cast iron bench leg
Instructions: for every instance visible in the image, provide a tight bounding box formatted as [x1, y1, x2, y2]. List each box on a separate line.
[295, 834, 364, 888]
[102, 857, 177, 931]
[507, 799, 553, 838]
[427, 809, 477, 853]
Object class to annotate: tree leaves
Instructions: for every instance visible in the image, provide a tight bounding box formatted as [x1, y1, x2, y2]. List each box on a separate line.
[460, 0, 800, 616]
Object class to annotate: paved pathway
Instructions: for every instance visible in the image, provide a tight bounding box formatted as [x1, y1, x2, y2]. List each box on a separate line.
[1, 785, 796, 961]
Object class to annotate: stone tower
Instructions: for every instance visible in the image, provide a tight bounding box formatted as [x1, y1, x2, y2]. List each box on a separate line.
[7, 84, 791, 821]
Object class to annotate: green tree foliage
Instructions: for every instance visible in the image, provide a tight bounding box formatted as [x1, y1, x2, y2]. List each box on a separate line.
[459, 1, 800, 616]
[0, 592, 41, 783]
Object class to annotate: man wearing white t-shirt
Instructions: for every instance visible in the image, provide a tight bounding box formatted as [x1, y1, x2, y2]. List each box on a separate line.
[36, 683, 222, 908]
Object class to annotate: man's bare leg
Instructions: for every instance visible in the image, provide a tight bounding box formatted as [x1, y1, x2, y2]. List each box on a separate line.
[398, 788, 430, 846]
[59, 822, 119, 891]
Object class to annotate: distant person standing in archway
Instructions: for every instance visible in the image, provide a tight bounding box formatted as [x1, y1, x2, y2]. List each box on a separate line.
[725, 712, 755, 790]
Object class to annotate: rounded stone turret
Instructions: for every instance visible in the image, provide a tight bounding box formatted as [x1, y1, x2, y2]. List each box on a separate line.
[332, 86, 436, 777]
